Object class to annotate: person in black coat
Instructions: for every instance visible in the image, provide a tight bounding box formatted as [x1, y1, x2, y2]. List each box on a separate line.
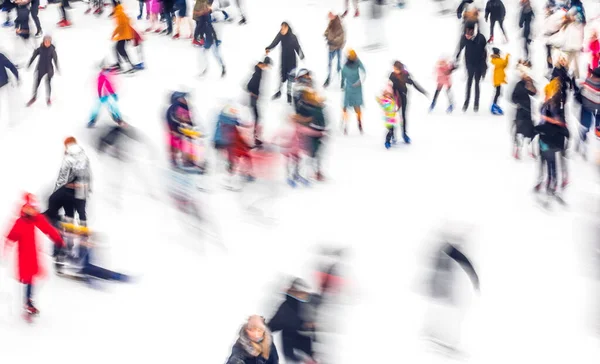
[268, 279, 317, 364]
[511, 62, 537, 159]
[485, 0, 507, 43]
[265, 22, 305, 104]
[14, 0, 30, 40]
[456, 23, 487, 112]
[226, 315, 279, 364]
[388, 60, 427, 144]
[0, 53, 19, 89]
[246, 56, 271, 145]
[519, 0, 534, 61]
[26, 35, 59, 107]
[30, 0, 42, 37]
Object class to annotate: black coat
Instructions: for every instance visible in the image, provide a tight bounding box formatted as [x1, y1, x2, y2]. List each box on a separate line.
[512, 80, 536, 138]
[485, 0, 506, 21]
[267, 295, 314, 362]
[456, 33, 488, 72]
[551, 66, 573, 101]
[28, 44, 59, 77]
[247, 65, 263, 96]
[535, 121, 570, 150]
[225, 341, 279, 364]
[15, 5, 30, 33]
[0, 53, 18, 88]
[519, 5, 534, 40]
[388, 71, 426, 102]
[266, 30, 304, 78]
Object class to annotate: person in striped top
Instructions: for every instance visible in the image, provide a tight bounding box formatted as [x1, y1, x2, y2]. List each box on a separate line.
[376, 83, 400, 149]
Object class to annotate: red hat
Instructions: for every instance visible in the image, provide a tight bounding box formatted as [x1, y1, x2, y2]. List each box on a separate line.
[21, 193, 39, 216]
[64, 136, 77, 146]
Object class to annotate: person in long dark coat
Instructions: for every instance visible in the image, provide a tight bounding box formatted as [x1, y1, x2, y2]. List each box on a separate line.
[26, 35, 59, 107]
[511, 62, 537, 159]
[265, 22, 304, 104]
[456, 23, 487, 112]
[268, 279, 317, 364]
[485, 0, 507, 43]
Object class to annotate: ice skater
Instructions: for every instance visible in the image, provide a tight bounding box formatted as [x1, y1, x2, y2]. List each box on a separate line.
[26, 35, 59, 107]
[490, 47, 509, 115]
[88, 63, 122, 127]
[199, 17, 226, 77]
[265, 22, 305, 104]
[511, 60, 537, 160]
[430, 56, 457, 113]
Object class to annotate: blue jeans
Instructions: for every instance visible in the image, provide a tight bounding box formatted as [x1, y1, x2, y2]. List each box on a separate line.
[90, 94, 120, 123]
[327, 49, 341, 79]
[580, 107, 600, 142]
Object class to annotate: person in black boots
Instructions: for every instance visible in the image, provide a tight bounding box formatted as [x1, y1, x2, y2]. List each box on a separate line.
[161, 0, 174, 35]
[485, 0, 507, 43]
[26, 35, 59, 107]
[30, 0, 42, 37]
[456, 23, 487, 112]
[389, 60, 427, 144]
[265, 22, 304, 104]
[246, 56, 271, 145]
[519, 0, 534, 61]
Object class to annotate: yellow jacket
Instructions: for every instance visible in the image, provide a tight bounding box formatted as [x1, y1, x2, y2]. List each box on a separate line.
[112, 5, 133, 41]
[491, 54, 510, 87]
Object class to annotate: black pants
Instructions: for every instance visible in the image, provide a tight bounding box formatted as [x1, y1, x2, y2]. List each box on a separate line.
[162, 2, 173, 34]
[400, 93, 408, 136]
[465, 68, 482, 108]
[490, 18, 506, 40]
[25, 284, 33, 305]
[546, 44, 553, 69]
[116, 40, 133, 67]
[494, 86, 501, 104]
[30, 0, 41, 33]
[540, 149, 558, 192]
[32, 72, 52, 100]
[138, 0, 145, 16]
[524, 38, 531, 60]
[385, 126, 395, 144]
[60, 0, 70, 21]
[44, 186, 73, 225]
[250, 95, 259, 138]
[432, 86, 453, 106]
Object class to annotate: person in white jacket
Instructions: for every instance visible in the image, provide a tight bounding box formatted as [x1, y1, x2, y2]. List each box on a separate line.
[44, 136, 91, 227]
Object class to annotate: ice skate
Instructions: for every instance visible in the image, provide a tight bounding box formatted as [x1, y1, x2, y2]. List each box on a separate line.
[429, 102, 435, 112]
[272, 91, 282, 100]
[2, 20, 14, 28]
[403, 133, 411, 144]
[385, 141, 391, 149]
[323, 77, 330, 88]
[26, 97, 36, 107]
[446, 104, 453, 113]
[238, 17, 246, 25]
[221, 66, 226, 78]
[287, 178, 297, 188]
[172, 33, 180, 39]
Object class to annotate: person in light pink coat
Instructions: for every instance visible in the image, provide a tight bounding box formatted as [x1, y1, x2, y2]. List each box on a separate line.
[429, 56, 458, 113]
[272, 114, 324, 187]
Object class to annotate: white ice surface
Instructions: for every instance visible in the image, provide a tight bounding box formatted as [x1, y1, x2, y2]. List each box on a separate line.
[0, 0, 599, 363]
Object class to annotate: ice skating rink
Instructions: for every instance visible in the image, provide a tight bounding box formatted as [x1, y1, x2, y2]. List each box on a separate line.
[0, 0, 599, 363]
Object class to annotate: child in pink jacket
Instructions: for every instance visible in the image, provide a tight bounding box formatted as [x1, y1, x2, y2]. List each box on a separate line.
[88, 66, 121, 127]
[273, 113, 324, 187]
[429, 56, 457, 113]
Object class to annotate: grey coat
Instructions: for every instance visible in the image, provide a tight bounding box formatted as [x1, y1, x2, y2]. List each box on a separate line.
[55, 146, 92, 200]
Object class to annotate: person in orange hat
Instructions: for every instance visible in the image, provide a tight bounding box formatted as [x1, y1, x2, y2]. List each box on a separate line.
[4, 193, 64, 320]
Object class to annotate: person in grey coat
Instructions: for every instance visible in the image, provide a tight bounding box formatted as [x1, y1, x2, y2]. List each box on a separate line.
[341, 49, 365, 134]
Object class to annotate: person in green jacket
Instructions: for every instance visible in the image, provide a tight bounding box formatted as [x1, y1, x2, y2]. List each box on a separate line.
[341, 49, 365, 134]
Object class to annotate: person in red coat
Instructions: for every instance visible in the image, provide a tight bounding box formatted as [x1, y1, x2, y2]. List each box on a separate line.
[4, 193, 64, 316]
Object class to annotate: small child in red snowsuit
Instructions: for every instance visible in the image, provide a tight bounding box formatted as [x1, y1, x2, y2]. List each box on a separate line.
[4, 193, 64, 318]
[587, 31, 600, 76]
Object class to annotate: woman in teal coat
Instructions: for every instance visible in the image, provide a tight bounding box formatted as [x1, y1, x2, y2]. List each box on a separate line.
[341, 49, 366, 134]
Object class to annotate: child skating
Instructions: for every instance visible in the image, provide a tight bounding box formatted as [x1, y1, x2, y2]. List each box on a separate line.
[377, 83, 399, 149]
[490, 47, 509, 115]
[430, 56, 457, 113]
[88, 64, 121, 127]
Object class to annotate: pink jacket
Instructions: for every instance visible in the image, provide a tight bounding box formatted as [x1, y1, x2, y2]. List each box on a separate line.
[274, 122, 323, 157]
[587, 39, 600, 70]
[435, 60, 454, 88]
[97, 70, 116, 98]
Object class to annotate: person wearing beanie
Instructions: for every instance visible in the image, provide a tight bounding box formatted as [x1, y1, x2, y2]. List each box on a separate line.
[4, 193, 64, 321]
[266, 22, 305, 104]
[111, 4, 136, 71]
[376, 83, 398, 149]
[226, 315, 279, 364]
[341, 48, 365, 135]
[389, 61, 427, 143]
[88, 63, 121, 127]
[574, 66, 600, 159]
[456, 24, 487, 112]
[430, 55, 457, 113]
[490, 47, 509, 115]
[268, 279, 318, 364]
[45, 137, 92, 233]
[246, 57, 272, 145]
[26, 35, 59, 107]
[323, 11, 345, 88]
[511, 60, 537, 159]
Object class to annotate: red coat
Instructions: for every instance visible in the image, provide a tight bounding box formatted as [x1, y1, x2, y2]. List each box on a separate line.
[5, 213, 64, 284]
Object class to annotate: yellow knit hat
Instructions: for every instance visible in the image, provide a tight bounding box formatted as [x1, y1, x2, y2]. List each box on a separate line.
[544, 78, 560, 101]
[347, 49, 357, 61]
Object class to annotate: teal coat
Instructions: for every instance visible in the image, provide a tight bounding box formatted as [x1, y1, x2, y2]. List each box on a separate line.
[341, 59, 365, 108]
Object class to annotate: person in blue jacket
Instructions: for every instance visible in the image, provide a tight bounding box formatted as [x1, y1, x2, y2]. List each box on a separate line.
[0, 52, 19, 122]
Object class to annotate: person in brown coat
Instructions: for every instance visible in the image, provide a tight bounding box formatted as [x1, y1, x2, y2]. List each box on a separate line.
[323, 12, 345, 88]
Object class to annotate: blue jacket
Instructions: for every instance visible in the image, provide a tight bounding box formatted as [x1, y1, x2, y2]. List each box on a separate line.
[0, 53, 18, 88]
[213, 112, 239, 147]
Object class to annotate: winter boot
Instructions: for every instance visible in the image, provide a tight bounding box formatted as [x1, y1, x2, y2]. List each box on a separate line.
[238, 16, 246, 25]
[446, 104, 454, 113]
[35, 30, 42, 38]
[403, 133, 411, 144]
[272, 91, 282, 100]
[323, 77, 330, 88]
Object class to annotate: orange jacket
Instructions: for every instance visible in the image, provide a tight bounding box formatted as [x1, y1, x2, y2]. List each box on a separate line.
[112, 5, 133, 41]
